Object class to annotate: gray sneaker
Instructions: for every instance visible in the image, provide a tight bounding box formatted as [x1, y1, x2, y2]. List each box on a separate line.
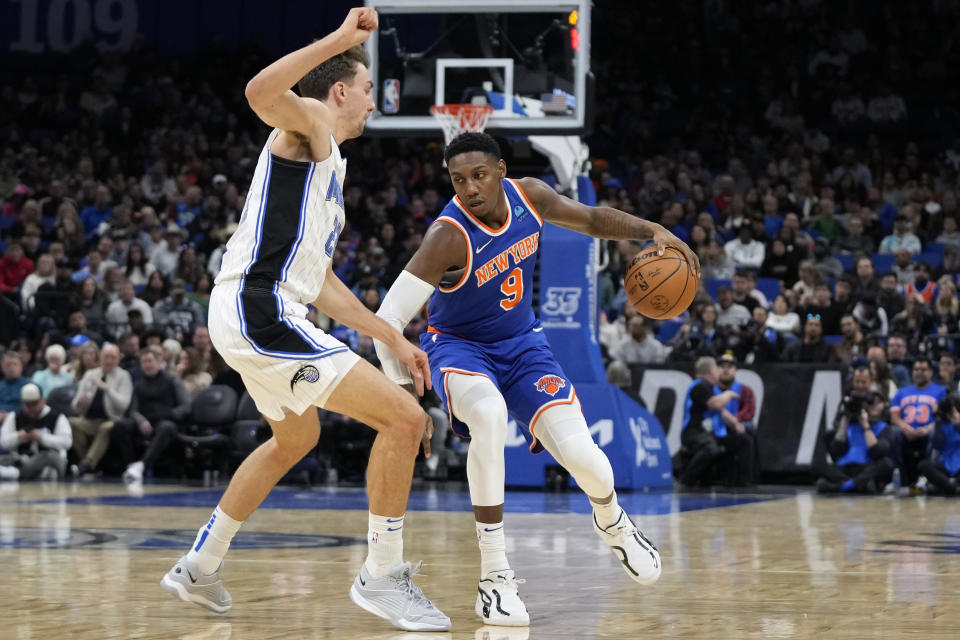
[349, 561, 451, 631]
[161, 555, 232, 613]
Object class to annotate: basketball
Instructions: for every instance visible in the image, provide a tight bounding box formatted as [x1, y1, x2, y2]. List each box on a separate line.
[624, 246, 698, 320]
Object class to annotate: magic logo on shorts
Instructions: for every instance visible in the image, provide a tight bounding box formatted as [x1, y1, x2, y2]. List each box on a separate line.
[290, 363, 320, 391]
[534, 375, 566, 396]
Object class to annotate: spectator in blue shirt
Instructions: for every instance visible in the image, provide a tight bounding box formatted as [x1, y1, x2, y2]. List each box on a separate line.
[79, 184, 113, 236]
[889, 357, 948, 487]
[816, 391, 895, 493]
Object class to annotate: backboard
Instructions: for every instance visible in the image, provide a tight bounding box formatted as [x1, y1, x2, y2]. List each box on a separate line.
[363, 0, 592, 137]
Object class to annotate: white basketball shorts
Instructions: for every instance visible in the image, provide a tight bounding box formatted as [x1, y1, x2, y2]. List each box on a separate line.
[208, 279, 360, 421]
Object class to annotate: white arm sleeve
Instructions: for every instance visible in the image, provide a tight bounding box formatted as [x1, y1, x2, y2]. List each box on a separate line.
[375, 270, 436, 385]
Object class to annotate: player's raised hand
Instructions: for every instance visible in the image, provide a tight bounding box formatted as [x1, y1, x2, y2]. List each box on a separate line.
[652, 227, 701, 280]
[336, 7, 379, 48]
[392, 336, 432, 396]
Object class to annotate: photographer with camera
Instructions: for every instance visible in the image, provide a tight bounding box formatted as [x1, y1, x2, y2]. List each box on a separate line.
[917, 396, 960, 495]
[816, 386, 895, 494]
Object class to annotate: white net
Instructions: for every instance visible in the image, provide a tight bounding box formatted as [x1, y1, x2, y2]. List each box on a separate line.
[430, 104, 494, 145]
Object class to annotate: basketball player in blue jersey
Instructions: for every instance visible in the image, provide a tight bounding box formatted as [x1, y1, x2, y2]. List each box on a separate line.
[160, 9, 451, 631]
[889, 357, 947, 489]
[376, 132, 699, 626]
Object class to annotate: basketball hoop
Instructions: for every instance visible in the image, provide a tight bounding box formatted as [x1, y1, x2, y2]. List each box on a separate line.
[430, 104, 494, 145]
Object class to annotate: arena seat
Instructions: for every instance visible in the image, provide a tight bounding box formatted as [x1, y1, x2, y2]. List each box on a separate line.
[46, 384, 77, 417]
[175, 385, 238, 477]
[835, 253, 854, 271]
[756, 277, 781, 302]
[657, 319, 685, 342]
[230, 390, 264, 461]
[917, 251, 944, 268]
[706, 278, 731, 300]
[872, 254, 894, 273]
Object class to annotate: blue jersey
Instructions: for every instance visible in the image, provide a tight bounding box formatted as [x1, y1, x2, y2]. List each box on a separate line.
[933, 421, 960, 476]
[891, 383, 947, 429]
[426, 179, 543, 342]
[836, 421, 888, 466]
[711, 380, 742, 438]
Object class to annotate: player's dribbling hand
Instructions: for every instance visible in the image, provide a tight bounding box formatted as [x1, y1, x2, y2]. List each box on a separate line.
[652, 227, 701, 281]
[336, 7, 379, 48]
[420, 412, 434, 459]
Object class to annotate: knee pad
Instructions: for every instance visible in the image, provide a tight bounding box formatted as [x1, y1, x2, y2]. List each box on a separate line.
[449, 374, 508, 443]
[535, 401, 614, 499]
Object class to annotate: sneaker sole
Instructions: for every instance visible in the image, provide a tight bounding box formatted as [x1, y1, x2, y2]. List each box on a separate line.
[475, 594, 530, 627]
[160, 574, 231, 614]
[349, 584, 451, 632]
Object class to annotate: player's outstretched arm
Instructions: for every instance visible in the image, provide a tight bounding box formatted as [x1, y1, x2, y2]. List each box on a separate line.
[244, 8, 377, 140]
[373, 222, 469, 386]
[311, 264, 431, 395]
[517, 177, 701, 278]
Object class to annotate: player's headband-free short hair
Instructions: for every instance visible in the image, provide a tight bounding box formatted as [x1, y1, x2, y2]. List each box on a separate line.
[443, 132, 502, 165]
[298, 45, 370, 101]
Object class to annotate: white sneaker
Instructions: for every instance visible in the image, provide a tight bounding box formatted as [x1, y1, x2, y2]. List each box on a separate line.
[349, 561, 451, 631]
[123, 460, 145, 484]
[475, 569, 529, 627]
[594, 509, 661, 585]
[0, 465, 20, 481]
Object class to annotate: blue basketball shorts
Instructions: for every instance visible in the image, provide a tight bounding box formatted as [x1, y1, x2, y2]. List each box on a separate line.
[420, 326, 576, 454]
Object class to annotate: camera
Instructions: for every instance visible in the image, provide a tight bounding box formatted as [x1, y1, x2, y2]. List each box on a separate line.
[841, 392, 871, 421]
[937, 395, 960, 421]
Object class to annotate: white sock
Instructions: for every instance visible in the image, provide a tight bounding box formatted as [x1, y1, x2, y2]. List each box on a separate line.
[477, 520, 510, 576]
[364, 513, 404, 577]
[590, 492, 622, 530]
[186, 505, 243, 574]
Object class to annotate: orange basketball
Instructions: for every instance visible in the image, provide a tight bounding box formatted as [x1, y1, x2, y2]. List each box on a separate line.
[624, 246, 698, 320]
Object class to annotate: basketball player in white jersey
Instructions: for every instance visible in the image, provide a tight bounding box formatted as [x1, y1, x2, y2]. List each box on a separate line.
[160, 9, 450, 631]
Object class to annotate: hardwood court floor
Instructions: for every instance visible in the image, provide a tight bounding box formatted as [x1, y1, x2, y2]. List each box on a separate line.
[2, 482, 960, 639]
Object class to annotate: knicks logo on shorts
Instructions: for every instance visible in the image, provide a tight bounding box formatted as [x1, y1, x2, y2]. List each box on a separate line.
[534, 374, 566, 396]
[290, 363, 320, 391]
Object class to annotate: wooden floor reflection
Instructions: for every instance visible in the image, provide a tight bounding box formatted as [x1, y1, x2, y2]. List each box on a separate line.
[2, 482, 960, 639]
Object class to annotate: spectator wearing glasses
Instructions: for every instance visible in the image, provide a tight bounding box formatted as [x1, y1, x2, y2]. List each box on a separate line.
[29, 344, 73, 397]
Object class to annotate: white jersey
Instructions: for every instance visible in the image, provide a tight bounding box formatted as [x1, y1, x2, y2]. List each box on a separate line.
[208, 128, 360, 421]
[217, 128, 346, 305]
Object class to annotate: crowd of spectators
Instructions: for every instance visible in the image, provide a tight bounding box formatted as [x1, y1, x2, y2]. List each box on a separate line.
[1, 1, 959, 488]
